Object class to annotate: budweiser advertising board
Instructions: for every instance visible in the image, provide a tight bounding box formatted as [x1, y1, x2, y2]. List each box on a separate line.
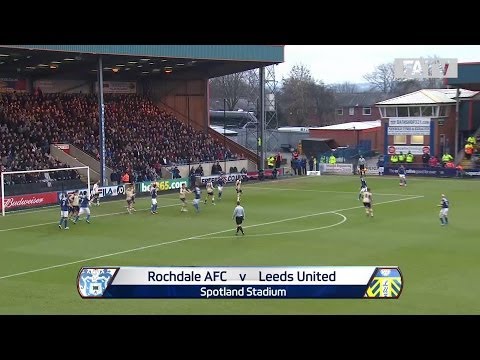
[0, 192, 59, 211]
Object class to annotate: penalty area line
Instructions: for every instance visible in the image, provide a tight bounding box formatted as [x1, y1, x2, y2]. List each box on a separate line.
[0, 203, 180, 232]
[249, 186, 421, 197]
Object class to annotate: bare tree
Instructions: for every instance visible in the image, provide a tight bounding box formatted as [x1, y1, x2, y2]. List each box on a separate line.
[364, 63, 397, 93]
[420, 55, 447, 89]
[310, 81, 336, 126]
[277, 64, 316, 126]
[242, 69, 260, 112]
[330, 81, 358, 93]
[365, 56, 447, 96]
[276, 64, 335, 126]
[393, 79, 422, 95]
[209, 73, 248, 110]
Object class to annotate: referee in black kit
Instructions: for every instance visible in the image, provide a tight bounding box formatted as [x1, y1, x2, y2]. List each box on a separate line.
[232, 201, 245, 236]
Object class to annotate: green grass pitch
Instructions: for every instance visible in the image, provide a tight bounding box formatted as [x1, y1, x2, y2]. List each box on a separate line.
[0, 175, 478, 314]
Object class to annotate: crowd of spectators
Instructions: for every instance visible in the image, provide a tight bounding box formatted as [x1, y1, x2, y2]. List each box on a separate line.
[0, 94, 80, 185]
[0, 92, 239, 184]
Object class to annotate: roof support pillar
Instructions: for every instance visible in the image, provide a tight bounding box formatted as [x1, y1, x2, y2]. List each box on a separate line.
[97, 55, 107, 186]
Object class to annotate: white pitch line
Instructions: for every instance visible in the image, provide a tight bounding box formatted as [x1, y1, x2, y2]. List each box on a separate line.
[1, 177, 312, 217]
[249, 186, 421, 197]
[0, 203, 180, 232]
[3, 194, 181, 216]
[0, 195, 423, 280]
[0, 175, 351, 224]
[202, 212, 348, 240]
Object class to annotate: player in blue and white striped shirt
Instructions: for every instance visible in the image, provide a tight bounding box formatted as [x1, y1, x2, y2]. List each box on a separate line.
[59, 193, 70, 230]
[74, 191, 91, 224]
[398, 165, 407, 186]
[438, 194, 449, 226]
[151, 183, 158, 214]
[359, 176, 368, 200]
[192, 185, 201, 213]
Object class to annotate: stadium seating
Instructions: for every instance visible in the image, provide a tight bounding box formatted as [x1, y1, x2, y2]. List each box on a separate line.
[0, 93, 239, 184]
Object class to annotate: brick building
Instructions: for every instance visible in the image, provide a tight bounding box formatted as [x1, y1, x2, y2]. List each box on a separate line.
[375, 89, 479, 163]
[334, 93, 390, 124]
[309, 121, 382, 152]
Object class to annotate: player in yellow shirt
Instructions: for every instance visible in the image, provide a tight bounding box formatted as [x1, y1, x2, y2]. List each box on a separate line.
[361, 187, 373, 217]
[125, 183, 135, 214]
[204, 180, 215, 205]
[235, 179, 242, 202]
[179, 183, 191, 212]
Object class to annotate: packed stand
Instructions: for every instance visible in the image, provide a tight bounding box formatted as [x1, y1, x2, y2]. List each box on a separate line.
[0, 94, 80, 185]
[0, 93, 239, 184]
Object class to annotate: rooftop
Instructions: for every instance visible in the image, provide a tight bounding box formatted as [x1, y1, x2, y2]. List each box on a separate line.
[376, 88, 478, 106]
[310, 120, 381, 131]
[335, 92, 391, 107]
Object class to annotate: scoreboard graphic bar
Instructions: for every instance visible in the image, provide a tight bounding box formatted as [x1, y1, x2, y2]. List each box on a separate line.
[77, 266, 403, 299]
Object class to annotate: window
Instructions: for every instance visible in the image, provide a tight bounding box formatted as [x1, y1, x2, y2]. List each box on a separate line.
[421, 106, 432, 116]
[386, 107, 397, 117]
[336, 108, 343, 115]
[410, 135, 424, 144]
[397, 107, 408, 117]
[409, 107, 420, 117]
[394, 135, 407, 144]
[362, 107, 371, 115]
[349, 107, 354, 116]
[439, 106, 447, 117]
[432, 106, 439, 117]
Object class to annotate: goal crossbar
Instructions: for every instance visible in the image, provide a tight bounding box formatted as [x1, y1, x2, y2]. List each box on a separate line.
[1, 166, 91, 216]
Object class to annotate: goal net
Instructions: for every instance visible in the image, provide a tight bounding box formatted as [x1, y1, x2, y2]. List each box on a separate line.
[1, 166, 91, 216]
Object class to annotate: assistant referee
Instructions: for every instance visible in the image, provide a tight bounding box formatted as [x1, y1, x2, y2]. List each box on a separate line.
[232, 201, 245, 236]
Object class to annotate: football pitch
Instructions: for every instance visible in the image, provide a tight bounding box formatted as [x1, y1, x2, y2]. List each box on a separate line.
[0, 175, 478, 314]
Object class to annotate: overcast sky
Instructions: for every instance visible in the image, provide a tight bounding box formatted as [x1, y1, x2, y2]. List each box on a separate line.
[275, 45, 480, 84]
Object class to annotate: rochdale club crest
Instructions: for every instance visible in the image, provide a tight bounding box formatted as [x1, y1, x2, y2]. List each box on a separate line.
[77, 267, 118, 298]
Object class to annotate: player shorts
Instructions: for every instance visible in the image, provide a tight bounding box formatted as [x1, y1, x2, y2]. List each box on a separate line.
[363, 202, 371, 209]
[193, 199, 200, 205]
[151, 198, 157, 205]
[180, 197, 186, 203]
[60, 210, 69, 218]
[235, 216, 244, 225]
[399, 174, 406, 179]
[217, 186, 223, 193]
[359, 165, 365, 171]
[439, 208, 449, 217]
[79, 207, 91, 216]
[236, 189, 242, 193]
[73, 206, 80, 213]
[127, 199, 133, 205]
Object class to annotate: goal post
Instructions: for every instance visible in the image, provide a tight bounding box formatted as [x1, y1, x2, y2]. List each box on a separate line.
[1, 166, 91, 216]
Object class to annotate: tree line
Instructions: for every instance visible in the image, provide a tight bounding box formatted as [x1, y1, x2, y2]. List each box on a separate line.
[209, 56, 446, 127]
